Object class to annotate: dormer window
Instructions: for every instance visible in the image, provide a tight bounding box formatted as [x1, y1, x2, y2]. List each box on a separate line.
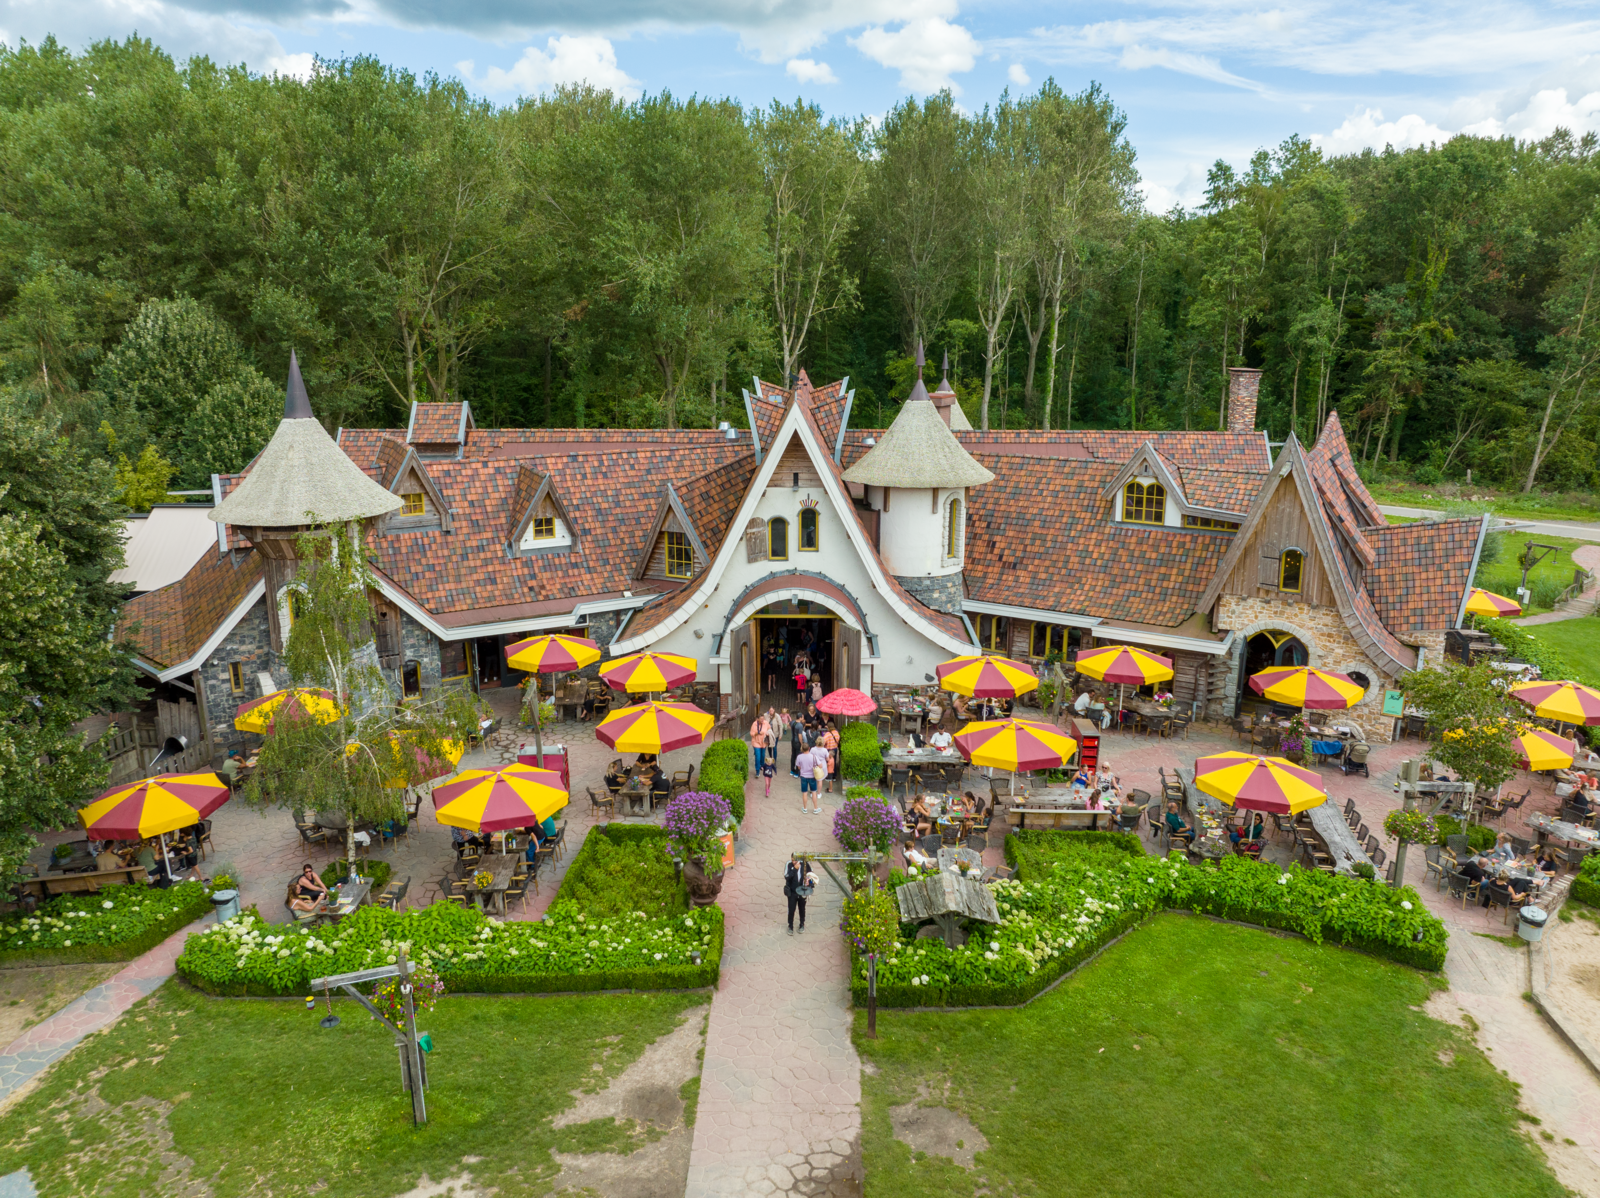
[401, 492, 425, 516]
[1123, 480, 1165, 525]
[1280, 547, 1305, 593]
[530, 516, 555, 540]
[665, 531, 692, 578]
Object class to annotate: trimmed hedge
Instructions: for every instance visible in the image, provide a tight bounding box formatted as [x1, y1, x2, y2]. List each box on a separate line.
[1572, 852, 1600, 907]
[698, 738, 748, 823]
[320, 859, 392, 892]
[854, 832, 1448, 1008]
[553, 824, 687, 919]
[0, 882, 214, 968]
[840, 720, 883, 782]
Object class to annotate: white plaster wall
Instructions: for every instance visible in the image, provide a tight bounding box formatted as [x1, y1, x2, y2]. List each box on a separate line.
[641, 474, 958, 687]
[877, 485, 963, 577]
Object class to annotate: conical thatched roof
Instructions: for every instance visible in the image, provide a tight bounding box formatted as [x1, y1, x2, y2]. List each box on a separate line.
[842, 377, 994, 489]
[209, 352, 403, 528]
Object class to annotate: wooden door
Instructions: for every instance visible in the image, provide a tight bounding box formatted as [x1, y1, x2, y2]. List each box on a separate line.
[728, 623, 753, 719]
[837, 625, 861, 692]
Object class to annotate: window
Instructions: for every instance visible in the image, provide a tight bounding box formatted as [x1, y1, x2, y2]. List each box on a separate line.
[401, 492, 425, 516]
[1280, 547, 1305, 593]
[1183, 515, 1240, 531]
[1030, 623, 1067, 658]
[228, 661, 245, 693]
[946, 497, 963, 559]
[530, 515, 555, 540]
[799, 508, 819, 551]
[1122, 480, 1166, 524]
[664, 531, 693, 578]
[977, 614, 1007, 651]
[768, 516, 789, 560]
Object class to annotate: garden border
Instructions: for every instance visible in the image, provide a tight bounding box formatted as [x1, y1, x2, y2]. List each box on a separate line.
[0, 886, 214, 969]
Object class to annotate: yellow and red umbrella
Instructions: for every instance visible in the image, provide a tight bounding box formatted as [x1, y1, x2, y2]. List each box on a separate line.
[346, 733, 464, 788]
[233, 687, 340, 734]
[1512, 680, 1600, 726]
[1073, 645, 1174, 686]
[936, 654, 1039, 699]
[953, 717, 1077, 773]
[1515, 726, 1578, 771]
[1464, 588, 1523, 618]
[1193, 752, 1327, 815]
[595, 700, 715, 754]
[1248, 665, 1365, 710]
[505, 633, 601, 674]
[432, 763, 569, 832]
[601, 652, 698, 694]
[80, 772, 232, 840]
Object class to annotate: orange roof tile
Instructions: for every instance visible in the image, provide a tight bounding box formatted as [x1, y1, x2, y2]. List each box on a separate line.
[121, 549, 263, 671]
[1367, 518, 1482, 634]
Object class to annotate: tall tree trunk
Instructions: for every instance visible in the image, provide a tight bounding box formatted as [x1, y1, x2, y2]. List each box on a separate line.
[1525, 384, 1563, 492]
[1290, 358, 1301, 442]
[1218, 343, 1228, 431]
[1020, 294, 1045, 411]
[1128, 255, 1145, 431]
[980, 324, 998, 432]
[543, 337, 554, 427]
[1042, 293, 1063, 433]
[1065, 331, 1079, 432]
[1388, 408, 1405, 462]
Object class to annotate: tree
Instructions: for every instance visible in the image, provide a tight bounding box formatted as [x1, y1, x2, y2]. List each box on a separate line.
[968, 99, 1029, 430]
[106, 424, 180, 512]
[0, 510, 123, 882]
[1524, 215, 1600, 491]
[753, 100, 868, 382]
[177, 373, 281, 483]
[244, 526, 476, 876]
[1401, 661, 1525, 799]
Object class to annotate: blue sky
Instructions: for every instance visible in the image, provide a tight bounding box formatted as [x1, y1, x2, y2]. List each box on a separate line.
[7, 0, 1600, 207]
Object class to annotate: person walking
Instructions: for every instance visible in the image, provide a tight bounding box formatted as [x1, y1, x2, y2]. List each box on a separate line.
[749, 710, 772, 775]
[796, 744, 821, 813]
[784, 854, 814, 934]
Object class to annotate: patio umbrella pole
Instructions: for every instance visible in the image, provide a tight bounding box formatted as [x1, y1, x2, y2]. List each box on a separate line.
[159, 831, 174, 881]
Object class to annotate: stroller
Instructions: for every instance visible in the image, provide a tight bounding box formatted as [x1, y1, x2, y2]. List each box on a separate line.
[1341, 741, 1371, 778]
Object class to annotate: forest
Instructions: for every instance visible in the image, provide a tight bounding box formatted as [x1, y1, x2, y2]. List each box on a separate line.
[4, 34, 1600, 497]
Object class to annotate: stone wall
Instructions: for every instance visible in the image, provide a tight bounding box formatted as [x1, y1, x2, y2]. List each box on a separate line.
[400, 612, 442, 689]
[196, 598, 287, 754]
[1215, 594, 1399, 742]
[894, 572, 964, 615]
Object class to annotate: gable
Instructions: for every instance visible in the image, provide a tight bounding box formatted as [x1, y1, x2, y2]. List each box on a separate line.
[382, 450, 453, 534]
[506, 465, 575, 555]
[1221, 478, 1337, 605]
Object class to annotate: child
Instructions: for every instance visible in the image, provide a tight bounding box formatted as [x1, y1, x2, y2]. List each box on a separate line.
[762, 753, 776, 797]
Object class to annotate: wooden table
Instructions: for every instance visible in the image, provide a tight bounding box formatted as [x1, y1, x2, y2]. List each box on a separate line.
[19, 865, 149, 897]
[461, 854, 519, 915]
[1528, 812, 1600, 848]
[324, 879, 372, 920]
[1005, 806, 1109, 831]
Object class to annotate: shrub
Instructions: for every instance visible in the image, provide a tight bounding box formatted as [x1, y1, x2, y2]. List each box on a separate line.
[661, 790, 733, 863]
[1434, 815, 1496, 853]
[177, 898, 724, 997]
[1572, 853, 1600, 907]
[1413, 464, 1443, 486]
[839, 721, 884, 782]
[320, 859, 392, 892]
[551, 828, 685, 919]
[832, 795, 905, 853]
[697, 738, 748, 823]
[0, 881, 213, 967]
[859, 833, 1447, 1008]
[1478, 617, 1597, 687]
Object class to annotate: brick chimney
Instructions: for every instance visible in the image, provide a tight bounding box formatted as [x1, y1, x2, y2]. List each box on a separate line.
[1227, 367, 1261, 434]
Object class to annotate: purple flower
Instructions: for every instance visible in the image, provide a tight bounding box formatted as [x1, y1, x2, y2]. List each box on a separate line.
[833, 796, 905, 853]
[663, 790, 733, 858]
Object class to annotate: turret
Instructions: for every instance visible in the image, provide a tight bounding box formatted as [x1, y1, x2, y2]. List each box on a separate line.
[842, 344, 992, 614]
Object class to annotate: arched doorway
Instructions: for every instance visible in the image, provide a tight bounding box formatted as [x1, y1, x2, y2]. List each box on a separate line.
[1239, 630, 1308, 715]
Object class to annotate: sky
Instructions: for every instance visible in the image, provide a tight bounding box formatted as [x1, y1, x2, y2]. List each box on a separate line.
[6, 0, 1600, 209]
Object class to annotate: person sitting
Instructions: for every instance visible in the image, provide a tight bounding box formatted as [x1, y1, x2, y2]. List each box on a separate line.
[1164, 802, 1195, 844]
[135, 843, 158, 874]
[1458, 854, 1492, 905]
[218, 749, 242, 786]
[295, 863, 329, 902]
[1487, 831, 1516, 866]
[905, 841, 938, 870]
[1506, 872, 1533, 906]
[1073, 767, 1093, 790]
[928, 726, 953, 752]
[649, 766, 671, 804]
[1535, 847, 1560, 884]
[1073, 690, 1093, 716]
[95, 846, 124, 871]
[286, 882, 321, 916]
[1230, 812, 1266, 847]
[604, 760, 626, 795]
[952, 792, 976, 818]
[909, 795, 934, 837]
[634, 752, 659, 770]
[1570, 789, 1591, 816]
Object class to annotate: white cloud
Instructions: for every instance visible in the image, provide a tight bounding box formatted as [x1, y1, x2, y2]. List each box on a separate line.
[1460, 87, 1600, 140]
[1007, 62, 1029, 87]
[1312, 107, 1451, 156]
[0, 0, 300, 73]
[1138, 160, 1209, 213]
[459, 35, 641, 100]
[850, 16, 978, 94]
[786, 57, 838, 84]
[267, 52, 317, 80]
[1115, 44, 1268, 94]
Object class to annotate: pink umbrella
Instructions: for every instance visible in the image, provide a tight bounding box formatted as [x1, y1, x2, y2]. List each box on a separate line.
[817, 688, 877, 717]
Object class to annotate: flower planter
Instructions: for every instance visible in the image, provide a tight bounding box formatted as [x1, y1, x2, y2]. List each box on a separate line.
[683, 857, 724, 907]
[1285, 750, 1304, 765]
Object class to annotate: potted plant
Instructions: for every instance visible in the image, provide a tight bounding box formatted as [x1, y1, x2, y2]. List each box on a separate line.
[1281, 711, 1309, 764]
[663, 790, 734, 906]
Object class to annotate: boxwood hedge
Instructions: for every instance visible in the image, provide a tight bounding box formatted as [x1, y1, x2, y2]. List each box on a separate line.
[854, 832, 1448, 1009]
[697, 738, 748, 823]
[0, 881, 213, 968]
[1571, 852, 1600, 907]
[839, 721, 883, 783]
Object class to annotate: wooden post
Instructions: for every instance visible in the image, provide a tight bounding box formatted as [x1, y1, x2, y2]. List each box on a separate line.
[398, 947, 427, 1127]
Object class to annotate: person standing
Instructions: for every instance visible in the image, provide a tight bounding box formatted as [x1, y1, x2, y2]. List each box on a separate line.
[796, 745, 821, 813]
[820, 720, 841, 793]
[784, 854, 812, 933]
[749, 710, 772, 775]
[790, 709, 805, 778]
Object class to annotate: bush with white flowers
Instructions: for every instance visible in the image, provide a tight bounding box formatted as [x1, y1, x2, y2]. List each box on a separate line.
[0, 881, 212, 961]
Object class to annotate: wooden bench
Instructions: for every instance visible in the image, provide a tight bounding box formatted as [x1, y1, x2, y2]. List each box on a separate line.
[18, 865, 150, 897]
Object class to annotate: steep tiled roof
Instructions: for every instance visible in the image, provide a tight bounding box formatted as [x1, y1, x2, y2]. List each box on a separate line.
[460, 428, 742, 461]
[337, 428, 401, 476]
[375, 438, 408, 489]
[1367, 518, 1482, 634]
[121, 549, 263, 671]
[678, 456, 759, 553]
[955, 429, 1271, 472]
[755, 376, 851, 459]
[506, 466, 545, 542]
[410, 402, 467, 445]
[751, 396, 786, 457]
[1177, 466, 1264, 514]
[963, 455, 1231, 625]
[1314, 412, 1386, 528]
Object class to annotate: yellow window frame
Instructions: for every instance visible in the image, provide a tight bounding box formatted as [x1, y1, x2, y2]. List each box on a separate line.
[768, 517, 789, 560]
[1280, 547, 1305, 593]
[401, 492, 425, 516]
[1123, 480, 1165, 525]
[799, 508, 819, 551]
[664, 531, 693, 578]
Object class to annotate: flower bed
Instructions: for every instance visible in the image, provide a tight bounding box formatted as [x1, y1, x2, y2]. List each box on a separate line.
[697, 738, 748, 822]
[854, 834, 1447, 1009]
[0, 882, 213, 967]
[176, 824, 722, 997]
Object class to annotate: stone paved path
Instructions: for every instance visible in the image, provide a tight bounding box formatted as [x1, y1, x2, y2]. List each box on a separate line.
[685, 760, 863, 1198]
[0, 922, 197, 1107]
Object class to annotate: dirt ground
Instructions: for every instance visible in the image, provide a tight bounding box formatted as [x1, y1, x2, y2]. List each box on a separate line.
[1544, 910, 1600, 1048]
[0, 963, 120, 1048]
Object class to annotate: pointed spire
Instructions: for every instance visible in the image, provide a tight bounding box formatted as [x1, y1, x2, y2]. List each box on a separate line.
[938, 349, 952, 391]
[915, 340, 925, 379]
[283, 350, 314, 420]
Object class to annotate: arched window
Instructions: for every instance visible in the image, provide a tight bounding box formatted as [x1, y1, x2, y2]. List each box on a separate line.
[768, 516, 789, 560]
[1123, 480, 1166, 525]
[946, 497, 963, 559]
[799, 508, 819, 552]
[1280, 547, 1305, 593]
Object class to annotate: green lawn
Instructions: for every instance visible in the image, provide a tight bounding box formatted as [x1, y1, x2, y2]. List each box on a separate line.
[1367, 481, 1600, 527]
[1475, 533, 1591, 615]
[857, 915, 1563, 1198]
[1522, 618, 1600, 682]
[0, 982, 706, 1197]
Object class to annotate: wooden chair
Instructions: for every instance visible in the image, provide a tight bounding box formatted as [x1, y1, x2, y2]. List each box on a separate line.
[1445, 868, 1479, 909]
[501, 878, 529, 915]
[376, 876, 410, 911]
[1423, 844, 1446, 890]
[1510, 835, 1532, 857]
[548, 824, 568, 862]
[588, 786, 616, 820]
[297, 823, 331, 853]
[671, 766, 695, 799]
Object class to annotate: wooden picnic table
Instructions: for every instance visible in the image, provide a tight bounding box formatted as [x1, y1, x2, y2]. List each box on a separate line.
[1528, 812, 1600, 848]
[461, 854, 519, 915]
[18, 865, 149, 897]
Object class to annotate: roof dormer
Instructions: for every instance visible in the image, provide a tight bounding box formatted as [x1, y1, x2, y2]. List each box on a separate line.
[635, 482, 709, 582]
[405, 401, 475, 460]
[381, 446, 452, 534]
[507, 465, 575, 556]
[1102, 441, 1244, 532]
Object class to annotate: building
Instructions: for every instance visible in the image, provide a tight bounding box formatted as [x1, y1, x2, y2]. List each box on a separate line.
[120, 355, 1488, 755]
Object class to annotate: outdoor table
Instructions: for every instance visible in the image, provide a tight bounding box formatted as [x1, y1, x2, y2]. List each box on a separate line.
[461, 853, 519, 915]
[1005, 806, 1107, 831]
[883, 746, 965, 786]
[1528, 812, 1600, 848]
[1307, 802, 1370, 876]
[325, 879, 372, 920]
[618, 776, 650, 816]
[20, 865, 149, 898]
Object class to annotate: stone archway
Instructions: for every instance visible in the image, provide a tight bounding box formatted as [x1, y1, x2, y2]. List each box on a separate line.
[1227, 618, 1325, 717]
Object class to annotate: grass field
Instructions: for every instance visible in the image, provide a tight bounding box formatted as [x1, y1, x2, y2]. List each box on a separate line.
[1522, 618, 1600, 682]
[1474, 533, 1590, 616]
[1367, 481, 1600, 526]
[0, 982, 706, 1197]
[857, 915, 1564, 1198]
